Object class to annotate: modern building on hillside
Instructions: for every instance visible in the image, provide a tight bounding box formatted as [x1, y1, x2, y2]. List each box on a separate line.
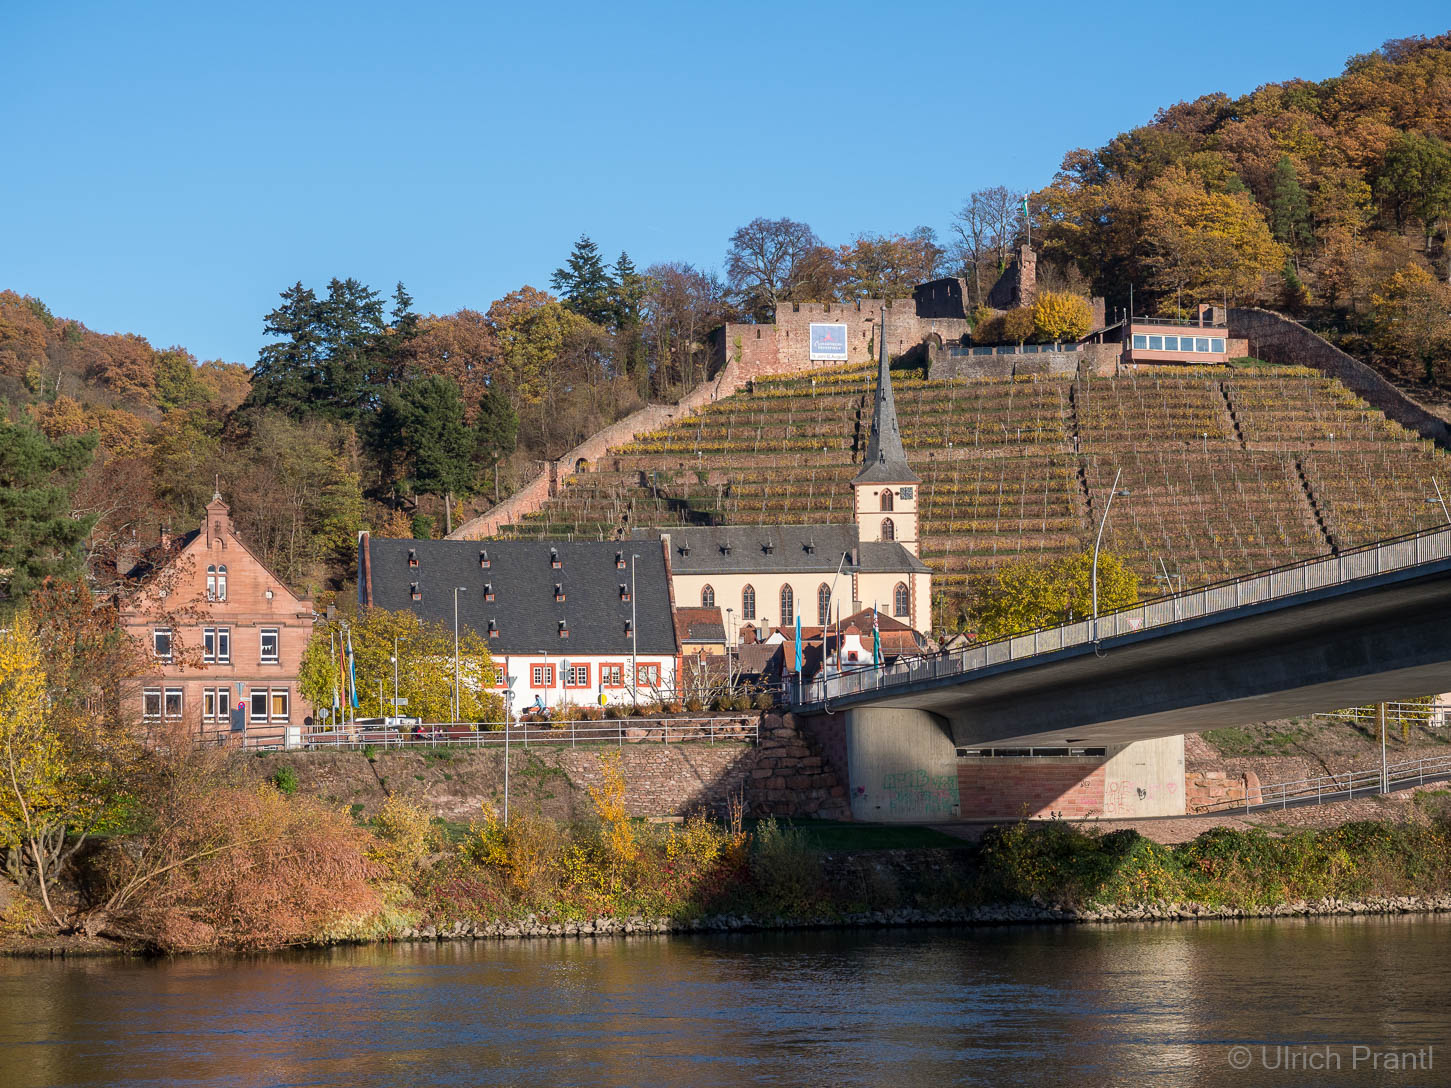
[1125, 307, 1232, 365]
[635, 310, 933, 636]
[119, 493, 315, 745]
[357, 535, 679, 712]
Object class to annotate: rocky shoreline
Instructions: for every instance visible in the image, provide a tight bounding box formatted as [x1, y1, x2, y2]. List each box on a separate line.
[390, 893, 1451, 941]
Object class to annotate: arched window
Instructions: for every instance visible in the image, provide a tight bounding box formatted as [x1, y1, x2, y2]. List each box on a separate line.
[206, 565, 217, 600]
[216, 565, 227, 601]
[817, 583, 832, 626]
[881, 517, 895, 542]
[880, 489, 894, 512]
[893, 582, 910, 618]
[780, 585, 794, 626]
[701, 584, 715, 608]
[741, 584, 756, 620]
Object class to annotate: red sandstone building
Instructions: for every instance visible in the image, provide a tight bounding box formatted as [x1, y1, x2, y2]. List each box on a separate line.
[118, 493, 315, 745]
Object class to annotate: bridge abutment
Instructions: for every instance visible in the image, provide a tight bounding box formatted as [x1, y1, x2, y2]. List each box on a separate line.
[844, 708, 960, 822]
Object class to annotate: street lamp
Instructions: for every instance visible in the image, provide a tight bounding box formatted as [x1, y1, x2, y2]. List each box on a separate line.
[390, 635, 408, 724]
[1092, 467, 1131, 644]
[725, 607, 734, 692]
[630, 553, 641, 704]
[1428, 477, 1451, 524]
[452, 585, 467, 723]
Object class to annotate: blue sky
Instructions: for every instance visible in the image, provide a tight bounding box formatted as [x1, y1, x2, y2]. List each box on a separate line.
[3, 1, 1447, 365]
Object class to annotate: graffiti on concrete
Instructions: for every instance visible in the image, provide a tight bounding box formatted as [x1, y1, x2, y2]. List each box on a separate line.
[1103, 777, 1181, 816]
[881, 768, 959, 817]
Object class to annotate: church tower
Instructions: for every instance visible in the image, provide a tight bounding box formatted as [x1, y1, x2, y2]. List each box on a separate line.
[853, 308, 920, 556]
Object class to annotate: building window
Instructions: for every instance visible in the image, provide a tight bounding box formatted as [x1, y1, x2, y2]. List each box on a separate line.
[894, 582, 910, 618]
[881, 517, 895, 542]
[203, 627, 231, 664]
[700, 584, 715, 608]
[203, 687, 231, 721]
[601, 664, 624, 688]
[880, 489, 893, 512]
[260, 628, 279, 664]
[206, 565, 228, 601]
[143, 688, 162, 720]
[1210, 337, 1225, 353]
[250, 689, 268, 722]
[164, 688, 183, 719]
[493, 665, 508, 687]
[636, 663, 661, 688]
[1195, 337, 1210, 352]
[531, 664, 555, 688]
[780, 585, 794, 626]
[817, 583, 831, 626]
[153, 628, 172, 661]
[564, 664, 590, 688]
[741, 584, 756, 620]
[1163, 335, 1178, 351]
[1148, 335, 1163, 350]
[1132, 334, 1147, 350]
[270, 689, 289, 721]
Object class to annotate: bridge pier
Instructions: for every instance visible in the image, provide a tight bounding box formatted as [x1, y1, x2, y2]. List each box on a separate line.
[845, 708, 960, 822]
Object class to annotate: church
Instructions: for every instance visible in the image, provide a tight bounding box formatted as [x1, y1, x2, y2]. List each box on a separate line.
[634, 309, 932, 639]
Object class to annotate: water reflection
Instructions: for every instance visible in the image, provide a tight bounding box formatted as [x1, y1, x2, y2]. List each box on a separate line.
[1, 917, 1447, 1087]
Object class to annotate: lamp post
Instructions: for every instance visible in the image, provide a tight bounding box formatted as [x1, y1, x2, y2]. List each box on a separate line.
[452, 586, 467, 723]
[725, 607, 734, 692]
[1092, 468, 1131, 644]
[1429, 477, 1451, 524]
[630, 553, 640, 704]
[390, 635, 407, 724]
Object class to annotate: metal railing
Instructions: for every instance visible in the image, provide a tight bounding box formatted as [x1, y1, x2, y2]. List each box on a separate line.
[1195, 751, 1451, 814]
[792, 524, 1451, 710]
[239, 716, 759, 752]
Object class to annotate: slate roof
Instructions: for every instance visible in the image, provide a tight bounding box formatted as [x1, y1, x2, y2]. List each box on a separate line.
[632, 524, 929, 576]
[853, 307, 921, 486]
[360, 536, 678, 655]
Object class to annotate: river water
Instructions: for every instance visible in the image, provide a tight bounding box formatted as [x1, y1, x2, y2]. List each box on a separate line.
[2, 917, 1447, 1087]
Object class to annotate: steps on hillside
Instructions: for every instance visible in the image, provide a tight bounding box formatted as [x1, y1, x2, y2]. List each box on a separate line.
[1292, 457, 1340, 554]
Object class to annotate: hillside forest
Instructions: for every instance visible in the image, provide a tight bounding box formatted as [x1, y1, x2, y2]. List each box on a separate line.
[1, 32, 1450, 608]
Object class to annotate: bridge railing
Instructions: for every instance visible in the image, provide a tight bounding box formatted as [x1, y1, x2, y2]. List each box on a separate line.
[1194, 750, 1451, 813]
[792, 524, 1451, 709]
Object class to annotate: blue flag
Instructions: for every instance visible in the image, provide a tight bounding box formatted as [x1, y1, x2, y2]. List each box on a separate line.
[346, 627, 360, 709]
[794, 612, 803, 675]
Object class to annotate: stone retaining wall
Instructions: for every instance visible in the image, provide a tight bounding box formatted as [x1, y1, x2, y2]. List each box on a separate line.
[1185, 769, 1263, 812]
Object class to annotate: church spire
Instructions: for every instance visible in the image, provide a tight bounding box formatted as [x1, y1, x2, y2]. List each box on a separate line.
[852, 307, 919, 485]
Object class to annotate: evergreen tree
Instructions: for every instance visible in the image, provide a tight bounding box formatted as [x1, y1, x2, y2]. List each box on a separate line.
[612, 252, 650, 392]
[473, 385, 518, 503]
[244, 278, 389, 423]
[0, 416, 96, 612]
[1267, 156, 1312, 253]
[550, 235, 615, 325]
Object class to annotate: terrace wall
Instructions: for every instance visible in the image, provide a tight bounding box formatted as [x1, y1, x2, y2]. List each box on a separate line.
[1229, 307, 1451, 449]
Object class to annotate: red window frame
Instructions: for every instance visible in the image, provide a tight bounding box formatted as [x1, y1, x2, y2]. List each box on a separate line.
[492, 664, 508, 688]
[635, 663, 661, 688]
[600, 662, 625, 688]
[531, 664, 555, 688]
[563, 663, 591, 688]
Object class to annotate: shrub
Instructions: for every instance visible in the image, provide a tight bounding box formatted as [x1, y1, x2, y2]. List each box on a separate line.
[368, 794, 437, 887]
[1000, 306, 1036, 343]
[269, 765, 299, 795]
[748, 818, 822, 914]
[683, 696, 705, 714]
[1032, 291, 1093, 341]
[752, 691, 776, 710]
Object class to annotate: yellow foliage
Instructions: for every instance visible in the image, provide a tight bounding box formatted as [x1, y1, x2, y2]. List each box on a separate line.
[588, 750, 637, 870]
[1032, 291, 1094, 342]
[366, 794, 436, 885]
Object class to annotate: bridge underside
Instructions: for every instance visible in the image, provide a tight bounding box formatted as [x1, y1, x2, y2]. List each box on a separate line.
[847, 565, 1451, 749]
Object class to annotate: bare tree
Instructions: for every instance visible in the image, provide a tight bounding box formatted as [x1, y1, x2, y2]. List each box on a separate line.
[952, 187, 1026, 304]
[724, 217, 823, 322]
[643, 263, 730, 393]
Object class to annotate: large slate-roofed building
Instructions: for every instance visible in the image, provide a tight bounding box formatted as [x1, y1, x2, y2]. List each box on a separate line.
[358, 534, 680, 710]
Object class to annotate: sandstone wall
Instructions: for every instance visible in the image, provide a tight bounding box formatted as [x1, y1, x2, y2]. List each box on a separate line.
[1185, 769, 1263, 812]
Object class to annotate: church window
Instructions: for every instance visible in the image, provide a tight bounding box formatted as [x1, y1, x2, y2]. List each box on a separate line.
[881, 517, 895, 542]
[741, 584, 756, 620]
[779, 585, 794, 626]
[701, 585, 715, 608]
[817, 583, 831, 626]
[880, 489, 893, 512]
[893, 582, 910, 618]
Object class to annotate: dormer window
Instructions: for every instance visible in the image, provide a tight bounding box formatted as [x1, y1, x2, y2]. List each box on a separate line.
[410, 583, 421, 601]
[616, 551, 625, 569]
[487, 619, 498, 638]
[479, 550, 490, 569]
[484, 583, 494, 602]
[679, 543, 690, 557]
[624, 619, 633, 636]
[804, 540, 816, 554]
[762, 541, 774, 554]
[720, 543, 732, 556]
[558, 619, 569, 638]
[408, 549, 418, 569]
[550, 548, 561, 569]
[554, 583, 566, 602]
[619, 584, 630, 601]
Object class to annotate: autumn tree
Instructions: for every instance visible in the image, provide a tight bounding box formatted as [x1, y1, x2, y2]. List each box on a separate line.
[1032, 291, 1094, 341]
[1374, 131, 1451, 258]
[837, 229, 944, 299]
[724, 217, 824, 322]
[1370, 262, 1451, 381]
[970, 551, 1140, 640]
[299, 608, 504, 723]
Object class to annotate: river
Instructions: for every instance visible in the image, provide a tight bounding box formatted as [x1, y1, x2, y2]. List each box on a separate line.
[2, 917, 1447, 1087]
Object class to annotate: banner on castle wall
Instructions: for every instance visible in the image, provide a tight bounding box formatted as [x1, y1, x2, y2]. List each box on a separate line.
[809, 323, 849, 361]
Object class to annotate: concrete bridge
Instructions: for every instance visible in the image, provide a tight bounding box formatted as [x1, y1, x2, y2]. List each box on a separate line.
[790, 526, 1451, 821]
